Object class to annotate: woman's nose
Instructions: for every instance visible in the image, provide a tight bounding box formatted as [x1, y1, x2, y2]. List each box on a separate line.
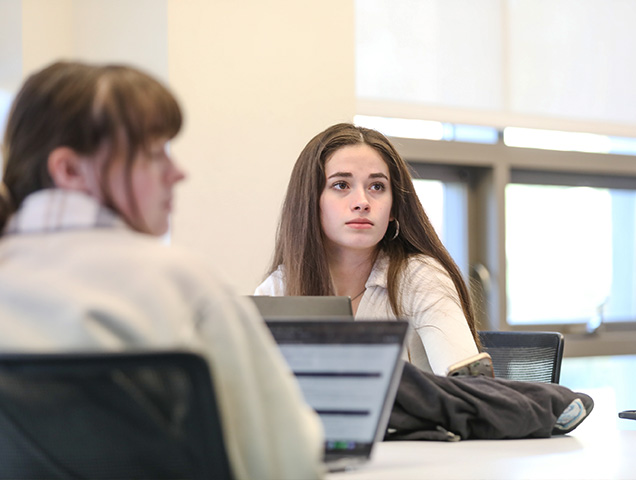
[168, 158, 187, 184]
[351, 190, 370, 212]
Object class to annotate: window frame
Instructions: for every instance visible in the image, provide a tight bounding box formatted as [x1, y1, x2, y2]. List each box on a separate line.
[391, 134, 636, 357]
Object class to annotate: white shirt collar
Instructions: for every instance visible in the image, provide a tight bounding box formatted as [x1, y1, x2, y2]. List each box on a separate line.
[4, 189, 126, 235]
[366, 251, 390, 288]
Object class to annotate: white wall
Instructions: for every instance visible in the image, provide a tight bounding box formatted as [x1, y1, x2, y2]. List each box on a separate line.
[1, 0, 355, 294]
[0, 0, 23, 92]
[167, 1, 355, 293]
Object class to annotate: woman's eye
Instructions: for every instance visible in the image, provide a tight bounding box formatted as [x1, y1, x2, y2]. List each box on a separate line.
[370, 182, 386, 191]
[332, 181, 348, 190]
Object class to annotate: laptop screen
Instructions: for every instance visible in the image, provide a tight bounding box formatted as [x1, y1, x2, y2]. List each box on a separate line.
[266, 320, 407, 460]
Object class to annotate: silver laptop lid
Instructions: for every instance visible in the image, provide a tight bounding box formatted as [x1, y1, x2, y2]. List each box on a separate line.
[248, 295, 353, 320]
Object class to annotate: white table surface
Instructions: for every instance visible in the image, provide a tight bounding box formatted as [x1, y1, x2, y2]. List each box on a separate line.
[327, 400, 636, 480]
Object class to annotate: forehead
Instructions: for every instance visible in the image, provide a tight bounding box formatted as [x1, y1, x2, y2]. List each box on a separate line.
[325, 144, 389, 176]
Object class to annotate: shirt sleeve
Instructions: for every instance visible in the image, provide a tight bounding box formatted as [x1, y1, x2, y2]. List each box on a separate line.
[404, 257, 479, 376]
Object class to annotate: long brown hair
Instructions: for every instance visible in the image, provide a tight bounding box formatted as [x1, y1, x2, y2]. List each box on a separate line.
[0, 61, 182, 233]
[268, 123, 480, 346]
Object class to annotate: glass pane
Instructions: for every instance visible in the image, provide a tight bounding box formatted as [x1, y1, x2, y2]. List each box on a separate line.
[449, 124, 499, 144]
[506, 183, 636, 325]
[354, 115, 499, 145]
[0, 90, 13, 170]
[413, 179, 444, 242]
[608, 136, 636, 156]
[503, 127, 612, 154]
[413, 178, 469, 277]
[560, 355, 636, 431]
[504, 127, 636, 156]
[354, 115, 444, 140]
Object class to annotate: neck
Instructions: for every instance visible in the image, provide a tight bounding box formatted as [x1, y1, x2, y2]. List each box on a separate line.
[326, 247, 378, 298]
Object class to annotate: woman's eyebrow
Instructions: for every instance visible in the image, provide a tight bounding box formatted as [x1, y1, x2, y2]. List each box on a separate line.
[369, 172, 389, 180]
[326, 172, 389, 180]
[327, 171, 352, 179]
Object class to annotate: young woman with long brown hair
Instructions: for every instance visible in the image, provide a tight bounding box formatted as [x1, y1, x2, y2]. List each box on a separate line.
[256, 123, 481, 375]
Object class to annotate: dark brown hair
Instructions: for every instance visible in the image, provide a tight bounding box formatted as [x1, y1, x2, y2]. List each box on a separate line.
[268, 123, 480, 347]
[0, 60, 182, 232]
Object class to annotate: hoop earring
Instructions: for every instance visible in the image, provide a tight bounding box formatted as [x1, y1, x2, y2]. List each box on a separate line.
[391, 219, 400, 240]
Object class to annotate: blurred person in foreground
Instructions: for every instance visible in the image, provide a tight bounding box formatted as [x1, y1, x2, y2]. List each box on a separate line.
[0, 60, 324, 480]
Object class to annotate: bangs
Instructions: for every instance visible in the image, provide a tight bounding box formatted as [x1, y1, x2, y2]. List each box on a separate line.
[137, 80, 182, 141]
[93, 66, 182, 153]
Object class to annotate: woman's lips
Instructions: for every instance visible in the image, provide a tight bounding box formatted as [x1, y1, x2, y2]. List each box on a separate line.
[346, 219, 373, 229]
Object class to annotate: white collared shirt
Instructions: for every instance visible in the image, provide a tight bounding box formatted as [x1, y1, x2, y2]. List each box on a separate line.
[255, 253, 478, 375]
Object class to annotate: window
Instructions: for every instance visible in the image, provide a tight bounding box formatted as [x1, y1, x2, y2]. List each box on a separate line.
[506, 184, 613, 325]
[355, 1, 636, 356]
[412, 179, 444, 236]
[504, 127, 636, 156]
[354, 115, 498, 145]
[409, 164, 471, 279]
[0, 90, 13, 169]
[364, 119, 636, 355]
[506, 172, 636, 327]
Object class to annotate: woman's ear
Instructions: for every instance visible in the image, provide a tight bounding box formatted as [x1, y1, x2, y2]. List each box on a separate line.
[47, 147, 92, 191]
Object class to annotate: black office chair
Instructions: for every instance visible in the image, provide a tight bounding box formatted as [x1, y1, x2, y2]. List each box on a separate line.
[478, 331, 565, 383]
[0, 351, 233, 480]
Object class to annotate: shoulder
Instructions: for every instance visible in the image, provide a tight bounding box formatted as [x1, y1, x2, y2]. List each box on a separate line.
[254, 266, 286, 295]
[122, 237, 263, 328]
[403, 254, 451, 280]
[366, 252, 451, 289]
[76, 229, 231, 296]
[398, 254, 458, 300]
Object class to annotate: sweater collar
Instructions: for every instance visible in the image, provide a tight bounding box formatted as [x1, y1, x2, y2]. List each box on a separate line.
[365, 251, 389, 289]
[4, 189, 126, 235]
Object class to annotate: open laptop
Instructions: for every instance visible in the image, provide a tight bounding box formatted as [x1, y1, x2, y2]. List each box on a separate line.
[265, 319, 408, 472]
[248, 295, 353, 320]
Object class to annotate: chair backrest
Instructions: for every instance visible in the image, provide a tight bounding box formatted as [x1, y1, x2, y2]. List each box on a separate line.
[478, 331, 565, 383]
[0, 351, 233, 480]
